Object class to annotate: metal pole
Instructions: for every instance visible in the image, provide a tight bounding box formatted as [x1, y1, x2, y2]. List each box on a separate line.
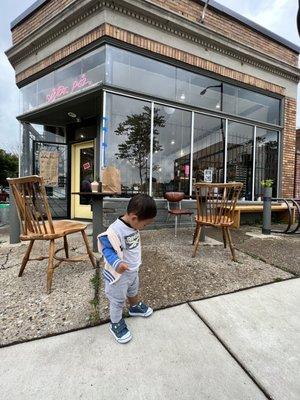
[262, 187, 272, 234]
[9, 191, 20, 244]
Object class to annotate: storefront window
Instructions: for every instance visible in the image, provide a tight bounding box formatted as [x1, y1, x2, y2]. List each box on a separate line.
[227, 122, 254, 200]
[21, 47, 105, 112]
[106, 46, 176, 100]
[223, 84, 280, 125]
[152, 107, 192, 197]
[104, 94, 151, 196]
[20, 123, 67, 217]
[254, 128, 279, 199]
[193, 115, 225, 185]
[176, 69, 222, 110]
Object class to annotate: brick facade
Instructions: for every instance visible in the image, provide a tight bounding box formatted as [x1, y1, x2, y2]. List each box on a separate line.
[11, 0, 76, 45]
[282, 98, 297, 198]
[11, 0, 298, 67]
[295, 130, 300, 198]
[150, 0, 298, 67]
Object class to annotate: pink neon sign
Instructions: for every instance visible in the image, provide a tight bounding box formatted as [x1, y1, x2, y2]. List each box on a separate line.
[46, 74, 93, 103]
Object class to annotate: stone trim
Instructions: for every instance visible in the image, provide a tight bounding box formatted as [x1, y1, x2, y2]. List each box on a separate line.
[16, 23, 286, 98]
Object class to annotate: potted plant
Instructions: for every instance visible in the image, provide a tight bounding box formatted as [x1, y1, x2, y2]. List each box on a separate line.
[261, 179, 273, 199]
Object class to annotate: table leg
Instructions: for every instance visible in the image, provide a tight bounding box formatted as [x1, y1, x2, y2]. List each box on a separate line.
[92, 198, 104, 252]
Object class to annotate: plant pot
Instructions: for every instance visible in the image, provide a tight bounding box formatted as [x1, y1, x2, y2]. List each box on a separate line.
[263, 187, 272, 199]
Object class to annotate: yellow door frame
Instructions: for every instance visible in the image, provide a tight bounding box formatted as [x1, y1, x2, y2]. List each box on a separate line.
[71, 140, 94, 219]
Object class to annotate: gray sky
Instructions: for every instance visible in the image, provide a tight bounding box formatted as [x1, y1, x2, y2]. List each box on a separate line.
[0, 0, 299, 152]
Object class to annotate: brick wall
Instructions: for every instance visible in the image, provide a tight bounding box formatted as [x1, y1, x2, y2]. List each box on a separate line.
[11, 0, 298, 68]
[150, 0, 298, 66]
[295, 151, 300, 198]
[282, 98, 296, 198]
[11, 0, 76, 45]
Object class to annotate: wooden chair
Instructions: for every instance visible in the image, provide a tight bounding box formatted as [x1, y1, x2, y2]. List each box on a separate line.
[7, 175, 96, 293]
[192, 182, 243, 261]
[164, 192, 193, 237]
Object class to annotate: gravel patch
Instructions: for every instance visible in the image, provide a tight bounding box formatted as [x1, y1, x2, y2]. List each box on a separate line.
[97, 228, 292, 323]
[206, 226, 300, 276]
[0, 226, 294, 346]
[0, 234, 96, 347]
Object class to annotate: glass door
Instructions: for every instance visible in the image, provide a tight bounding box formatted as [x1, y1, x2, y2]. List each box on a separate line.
[71, 141, 94, 219]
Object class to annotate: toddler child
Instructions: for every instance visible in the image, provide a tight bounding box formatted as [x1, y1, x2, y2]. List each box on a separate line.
[98, 194, 157, 343]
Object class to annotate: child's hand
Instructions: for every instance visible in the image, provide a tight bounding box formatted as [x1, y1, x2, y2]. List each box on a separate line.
[116, 262, 130, 274]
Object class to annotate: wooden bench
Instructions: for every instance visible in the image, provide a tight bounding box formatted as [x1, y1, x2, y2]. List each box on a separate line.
[224, 203, 295, 228]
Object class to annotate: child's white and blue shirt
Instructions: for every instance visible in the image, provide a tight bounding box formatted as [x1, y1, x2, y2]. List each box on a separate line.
[99, 217, 141, 277]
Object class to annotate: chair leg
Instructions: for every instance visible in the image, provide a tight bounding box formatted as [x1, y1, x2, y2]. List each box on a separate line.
[222, 227, 227, 248]
[81, 230, 96, 268]
[47, 239, 55, 294]
[63, 236, 69, 258]
[192, 224, 199, 245]
[18, 240, 34, 277]
[175, 216, 178, 237]
[225, 227, 237, 262]
[192, 224, 202, 258]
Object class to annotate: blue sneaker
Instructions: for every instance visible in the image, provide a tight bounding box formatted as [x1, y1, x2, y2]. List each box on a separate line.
[129, 301, 153, 317]
[109, 319, 132, 344]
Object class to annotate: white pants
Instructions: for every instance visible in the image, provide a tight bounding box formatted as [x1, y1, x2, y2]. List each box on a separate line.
[104, 271, 139, 323]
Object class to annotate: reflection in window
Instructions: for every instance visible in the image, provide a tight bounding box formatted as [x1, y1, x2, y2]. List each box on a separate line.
[21, 47, 105, 112]
[106, 46, 176, 100]
[223, 84, 280, 125]
[152, 107, 191, 197]
[193, 115, 225, 185]
[227, 122, 254, 200]
[105, 94, 153, 196]
[255, 129, 279, 199]
[176, 69, 222, 110]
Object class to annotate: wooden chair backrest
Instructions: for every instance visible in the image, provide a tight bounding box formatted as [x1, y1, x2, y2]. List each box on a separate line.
[164, 192, 185, 211]
[7, 175, 54, 236]
[194, 182, 243, 224]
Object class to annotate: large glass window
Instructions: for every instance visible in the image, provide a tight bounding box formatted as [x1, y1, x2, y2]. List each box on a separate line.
[21, 47, 105, 112]
[227, 122, 254, 200]
[193, 115, 225, 185]
[104, 94, 151, 196]
[105, 46, 281, 125]
[223, 84, 280, 125]
[254, 128, 279, 199]
[21, 45, 281, 127]
[152, 107, 192, 197]
[106, 46, 176, 100]
[176, 69, 222, 110]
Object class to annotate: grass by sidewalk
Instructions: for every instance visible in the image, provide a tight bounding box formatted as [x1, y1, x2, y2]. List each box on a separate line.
[0, 226, 294, 347]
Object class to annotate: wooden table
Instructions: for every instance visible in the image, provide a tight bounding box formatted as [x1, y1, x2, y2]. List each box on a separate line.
[72, 192, 118, 252]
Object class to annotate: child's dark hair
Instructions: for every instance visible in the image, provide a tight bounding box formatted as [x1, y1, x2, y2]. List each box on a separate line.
[127, 194, 157, 220]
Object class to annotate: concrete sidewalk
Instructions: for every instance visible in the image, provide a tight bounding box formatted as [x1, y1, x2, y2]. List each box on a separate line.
[1, 279, 299, 400]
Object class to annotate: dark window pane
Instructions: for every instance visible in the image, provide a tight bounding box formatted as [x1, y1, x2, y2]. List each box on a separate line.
[105, 94, 151, 196]
[152, 107, 192, 197]
[227, 122, 254, 200]
[193, 115, 225, 186]
[254, 129, 279, 199]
